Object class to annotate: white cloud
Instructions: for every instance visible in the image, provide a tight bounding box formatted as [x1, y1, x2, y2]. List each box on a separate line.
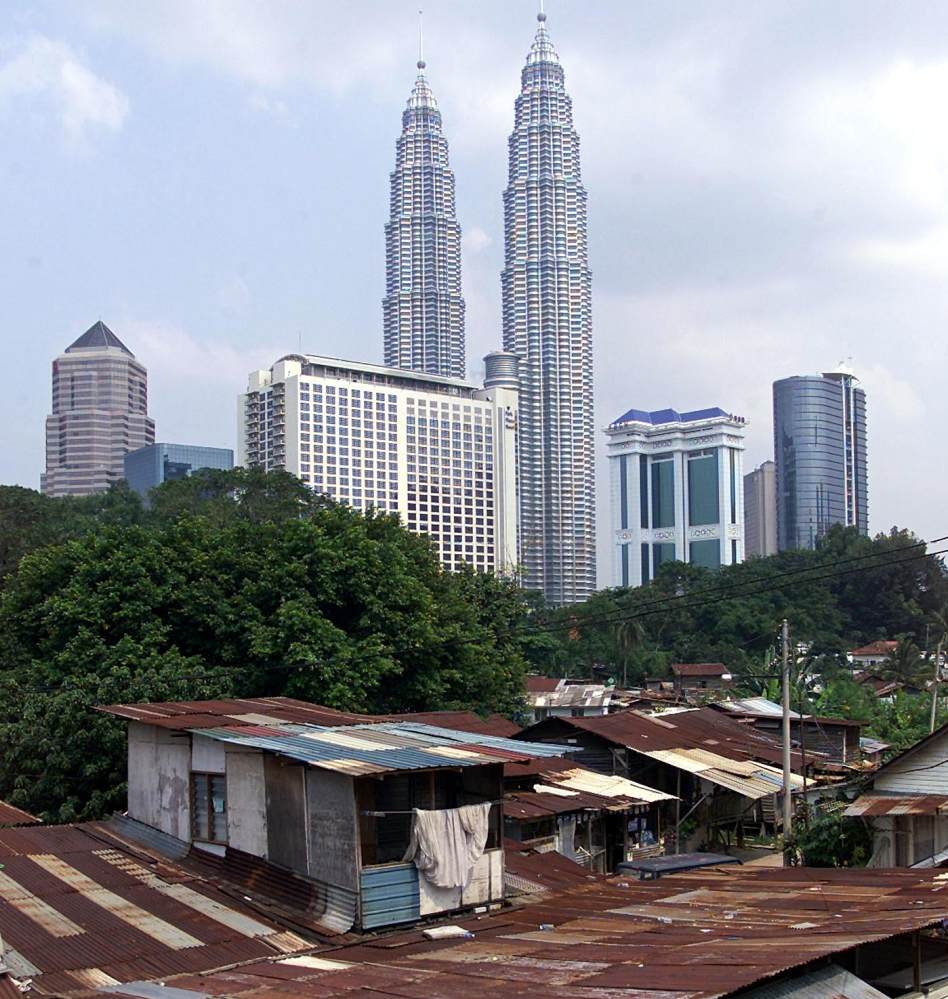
[462, 226, 492, 254]
[121, 320, 284, 452]
[0, 34, 128, 142]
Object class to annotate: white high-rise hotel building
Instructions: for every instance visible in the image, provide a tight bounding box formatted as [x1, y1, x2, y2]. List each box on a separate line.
[502, 11, 595, 605]
[606, 407, 747, 588]
[238, 353, 519, 574]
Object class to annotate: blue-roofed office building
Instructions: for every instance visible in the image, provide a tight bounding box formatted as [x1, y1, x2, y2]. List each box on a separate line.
[605, 407, 747, 588]
[124, 443, 234, 501]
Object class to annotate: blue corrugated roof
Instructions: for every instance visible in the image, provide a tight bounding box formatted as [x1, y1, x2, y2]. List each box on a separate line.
[194, 721, 565, 776]
[610, 406, 733, 428]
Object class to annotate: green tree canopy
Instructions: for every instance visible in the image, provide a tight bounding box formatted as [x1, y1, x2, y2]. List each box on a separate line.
[0, 479, 531, 821]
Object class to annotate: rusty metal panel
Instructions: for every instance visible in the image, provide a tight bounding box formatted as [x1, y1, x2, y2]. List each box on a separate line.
[844, 794, 948, 816]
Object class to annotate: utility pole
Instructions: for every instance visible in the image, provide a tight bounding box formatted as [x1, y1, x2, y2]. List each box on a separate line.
[781, 618, 792, 838]
[931, 635, 943, 734]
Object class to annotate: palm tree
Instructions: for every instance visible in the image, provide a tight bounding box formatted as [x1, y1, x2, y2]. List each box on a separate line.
[615, 617, 645, 689]
[882, 637, 925, 686]
[928, 607, 948, 732]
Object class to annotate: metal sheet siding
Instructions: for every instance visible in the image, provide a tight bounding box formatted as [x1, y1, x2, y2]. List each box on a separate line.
[359, 864, 420, 930]
[875, 734, 948, 795]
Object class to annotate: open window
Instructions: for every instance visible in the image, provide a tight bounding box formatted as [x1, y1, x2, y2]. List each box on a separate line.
[356, 768, 501, 866]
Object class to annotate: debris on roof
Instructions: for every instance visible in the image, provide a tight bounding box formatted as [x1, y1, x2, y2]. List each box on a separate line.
[503, 840, 602, 896]
[504, 765, 674, 820]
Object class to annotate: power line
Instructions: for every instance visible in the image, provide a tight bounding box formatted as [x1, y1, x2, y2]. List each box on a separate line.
[4, 537, 948, 699]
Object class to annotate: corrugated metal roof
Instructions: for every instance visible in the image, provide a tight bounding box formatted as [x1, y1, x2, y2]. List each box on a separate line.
[524, 676, 562, 693]
[505, 766, 674, 819]
[519, 705, 811, 773]
[0, 800, 40, 827]
[529, 684, 612, 710]
[97, 697, 520, 739]
[646, 747, 801, 800]
[738, 963, 887, 999]
[844, 793, 948, 816]
[672, 662, 729, 676]
[91, 866, 948, 999]
[192, 720, 564, 776]
[0, 821, 312, 996]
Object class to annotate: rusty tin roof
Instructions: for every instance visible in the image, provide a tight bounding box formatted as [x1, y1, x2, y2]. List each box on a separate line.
[0, 822, 311, 996]
[92, 865, 948, 999]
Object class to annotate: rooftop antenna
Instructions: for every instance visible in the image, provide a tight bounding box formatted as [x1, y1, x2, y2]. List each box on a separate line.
[538, 0, 546, 22]
[417, 9, 425, 70]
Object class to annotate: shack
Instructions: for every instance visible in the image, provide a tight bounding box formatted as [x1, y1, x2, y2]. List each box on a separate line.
[711, 697, 865, 765]
[524, 676, 613, 722]
[517, 707, 805, 846]
[99, 697, 565, 932]
[847, 719, 948, 867]
[671, 662, 733, 697]
[503, 758, 674, 871]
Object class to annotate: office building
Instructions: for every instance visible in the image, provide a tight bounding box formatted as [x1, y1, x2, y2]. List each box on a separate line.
[382, 42, 465, 378]
[606, 407, 747, 588]
[42, 321, 155, 497]
[744, 460, 777, 558]
[773, 367, 868, 551]
[501, 9, 595, 605]
[124, 443, 234, 500]
[238, 352, 519, 573]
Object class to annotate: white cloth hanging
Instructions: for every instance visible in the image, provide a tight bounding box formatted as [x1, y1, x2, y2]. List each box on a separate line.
[403, 802, 492, 888]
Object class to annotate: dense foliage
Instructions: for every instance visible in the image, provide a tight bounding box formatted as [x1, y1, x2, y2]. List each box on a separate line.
[0, 471, 530, 821]
[785, 801, 873, 867]
[523, 525, 948, 688]
[0, 472, 945, 825]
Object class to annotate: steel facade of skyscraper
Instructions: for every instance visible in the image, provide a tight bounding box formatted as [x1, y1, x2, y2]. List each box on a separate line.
[743, 460, 778, 558]
[382, 55, 465, 379]
[502, 12, 595, 605]
[42, 321, 155, 497]
[123, 443, 234, 500]
[773, 371, 868, 551]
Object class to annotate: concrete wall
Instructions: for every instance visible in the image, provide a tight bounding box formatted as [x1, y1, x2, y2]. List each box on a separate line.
[127, 721, 190, 841]
[192, 734, 226, 773]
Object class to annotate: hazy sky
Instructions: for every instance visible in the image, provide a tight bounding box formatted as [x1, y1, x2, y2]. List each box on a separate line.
[3, 1, 947, 579]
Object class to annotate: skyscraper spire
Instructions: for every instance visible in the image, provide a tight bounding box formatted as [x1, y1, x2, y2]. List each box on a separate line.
[501, 8, 596, 605]
[383, 16, 465, 379]
[418, 8, 425, 69]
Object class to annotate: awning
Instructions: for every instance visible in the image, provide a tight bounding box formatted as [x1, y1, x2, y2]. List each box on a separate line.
[844, 794, 948, 817]
[645, 747, 804, 801]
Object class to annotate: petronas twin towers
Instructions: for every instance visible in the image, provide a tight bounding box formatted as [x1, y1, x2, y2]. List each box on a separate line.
[383, 10, 595, 605]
